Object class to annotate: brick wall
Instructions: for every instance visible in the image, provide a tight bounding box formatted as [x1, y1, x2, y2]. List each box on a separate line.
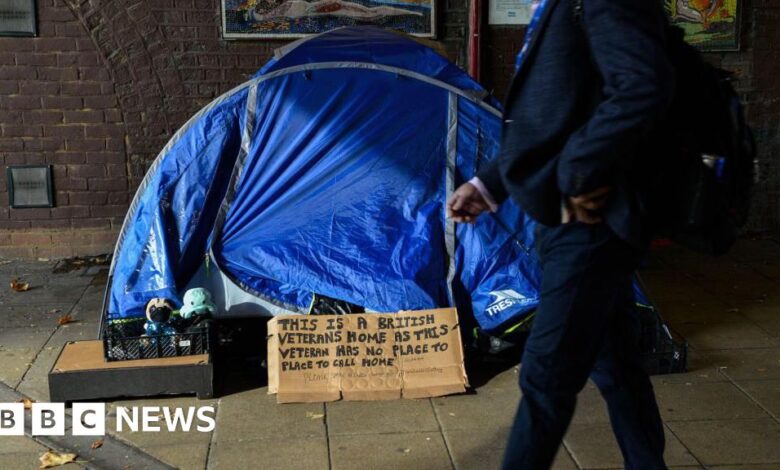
[481, 0, 780, 234]
[0, 0, 470, 259]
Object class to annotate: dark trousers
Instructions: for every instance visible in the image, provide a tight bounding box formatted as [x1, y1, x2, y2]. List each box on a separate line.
[502, 222, 666, 470]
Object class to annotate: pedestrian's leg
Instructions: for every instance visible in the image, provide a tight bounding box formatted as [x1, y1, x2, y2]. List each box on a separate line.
[591, 282, 666, 470]
[502, 223, 638, 469]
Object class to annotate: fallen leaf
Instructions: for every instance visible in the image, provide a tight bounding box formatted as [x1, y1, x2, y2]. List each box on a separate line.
[10, 278, 30, 292]
[18, 397, 34, 410]
[57, 314, 74, 326]
[39, 451, 77, 468]
[90, 439, 103, 450]
[47, 309, 62, 315]
[305, 412, 324, 420]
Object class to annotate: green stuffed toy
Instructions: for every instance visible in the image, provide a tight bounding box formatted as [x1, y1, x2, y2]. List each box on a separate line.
[180, 288, 217, 319]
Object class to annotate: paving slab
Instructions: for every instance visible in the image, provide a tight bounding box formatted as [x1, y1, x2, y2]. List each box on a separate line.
[326, 398, 440, 435]
[209, 436, 328, 470]
[0, 326, 56, 350]
[570, 381, 610, 425]
[431, 387, 521, 431]
[667, 419, 780, 466]
[214, 387, 326, 441]
[143, 442, 210, 470]
[106, 396, 217, 449]
[329, 432, 451, 470]
[16, 323, 102, 401]
[734, 379, 780, 418]
[675, 321, 779, 350]
[563, 422, 698, 468]
[653, 381, 769, 421]
[0, 452, 55, 470]
[705, 348, 780, 380]
[0, 436, 51, 454]
[656, 297, 743, 326]
[444, 427, 578, 470]
[651, 350, 728, 385]
[1, 305, 68, 329]
[0, 281, 89, 307]
[0, 348, 44, 387]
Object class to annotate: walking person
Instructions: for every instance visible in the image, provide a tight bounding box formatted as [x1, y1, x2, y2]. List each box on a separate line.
[448, 0, 674, 468]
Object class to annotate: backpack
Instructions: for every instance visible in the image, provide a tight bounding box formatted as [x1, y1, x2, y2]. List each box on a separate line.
[574, 1, 757, 255]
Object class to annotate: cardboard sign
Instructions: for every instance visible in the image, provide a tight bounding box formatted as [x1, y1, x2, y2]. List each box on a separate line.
[267, 308, 468, 403]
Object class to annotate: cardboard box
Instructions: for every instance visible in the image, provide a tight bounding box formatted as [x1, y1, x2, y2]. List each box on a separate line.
[267, 308, 468, 403]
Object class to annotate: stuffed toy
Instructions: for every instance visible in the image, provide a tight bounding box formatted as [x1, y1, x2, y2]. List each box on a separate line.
[144, 298, 178, 336]
[179, 288, 216, 320]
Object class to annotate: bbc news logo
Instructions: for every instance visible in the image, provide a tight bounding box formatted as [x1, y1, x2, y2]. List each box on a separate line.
[0, 403, 216, 436]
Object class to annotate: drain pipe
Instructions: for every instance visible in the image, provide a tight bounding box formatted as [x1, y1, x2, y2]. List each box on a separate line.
[468, 0, 482, 80]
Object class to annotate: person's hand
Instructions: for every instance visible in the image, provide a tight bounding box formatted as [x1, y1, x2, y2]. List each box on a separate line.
[447, 183, 490, 224]
[564, 186, 611, 224]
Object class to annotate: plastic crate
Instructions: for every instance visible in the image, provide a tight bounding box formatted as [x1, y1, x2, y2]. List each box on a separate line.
[637, 304, 688, 375]
[103, 319, 213, 362]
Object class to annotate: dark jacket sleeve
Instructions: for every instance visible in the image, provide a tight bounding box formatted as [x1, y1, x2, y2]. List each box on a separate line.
[476, 158, 510, 204]
[557, 0, 674, 196]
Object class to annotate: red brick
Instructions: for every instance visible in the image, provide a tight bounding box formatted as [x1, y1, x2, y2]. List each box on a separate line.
[23, 111, 64, 125]
[2, 125, 43, 137]
[19, 81, 60, 95]
[35, 38, 77, 52]
[68, 164, 105, 178]
[63, 110, 104, 124]
[108, 192, 129, 204]
[0, 38, 35, 52]
[54, 176, 87, 189]
[10, 233, 51, 246]
[0, 140, 23, 151]
[105, 138, 125, 151]
[15, 53, 58, 67]
[45, 125, 85, 139]
[55, 23, 86, 37]
[77, 53, 102, 66]
[0, 80, 17, 94]
[73, 218, 111, 229]
[0, 246, 35, 257]
[26, 138, 63, 151]
[85, 124, 125, 138]
[90, 205, 128, 218]
[50, 206, 90, 219]
[37, 67, 78, 81]
[42, 96, 82, 109]
[3, 95, 41, 110]
[61, 82, 103, 96]
[79, 67, 110, 81]
[89, 177, 127, 190]
[69, 191, 108, 205]
[10, 208, 50, 220]
[83, 95, 117, 109]
[52, 152, 86, 165]
[86, 151, 123, 163]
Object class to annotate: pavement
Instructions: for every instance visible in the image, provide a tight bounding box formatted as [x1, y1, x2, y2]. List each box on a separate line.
[0, 238, 778, 469]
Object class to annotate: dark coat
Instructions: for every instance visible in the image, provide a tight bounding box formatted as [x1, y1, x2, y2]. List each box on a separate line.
[478, 0, 674, 247]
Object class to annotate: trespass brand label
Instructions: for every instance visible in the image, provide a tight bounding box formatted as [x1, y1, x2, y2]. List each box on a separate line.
[485, 289, 532, 316]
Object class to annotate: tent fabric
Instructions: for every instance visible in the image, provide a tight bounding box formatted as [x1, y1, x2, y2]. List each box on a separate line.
[106, 26, 544, 333]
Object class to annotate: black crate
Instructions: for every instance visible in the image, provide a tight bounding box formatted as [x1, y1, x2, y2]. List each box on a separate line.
[103, 319, 213, 362]
[638, 304, 688, 375]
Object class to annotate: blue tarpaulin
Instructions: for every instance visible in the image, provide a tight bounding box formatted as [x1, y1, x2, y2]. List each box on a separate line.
[106, 27, 546, 333]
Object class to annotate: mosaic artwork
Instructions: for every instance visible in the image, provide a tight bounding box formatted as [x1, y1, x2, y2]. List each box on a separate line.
[222, 0, 435, 38]
[665, 0, 741, 50]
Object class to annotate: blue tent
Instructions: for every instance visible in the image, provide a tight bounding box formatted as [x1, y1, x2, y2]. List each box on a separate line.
[105, 27, 547, 334]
